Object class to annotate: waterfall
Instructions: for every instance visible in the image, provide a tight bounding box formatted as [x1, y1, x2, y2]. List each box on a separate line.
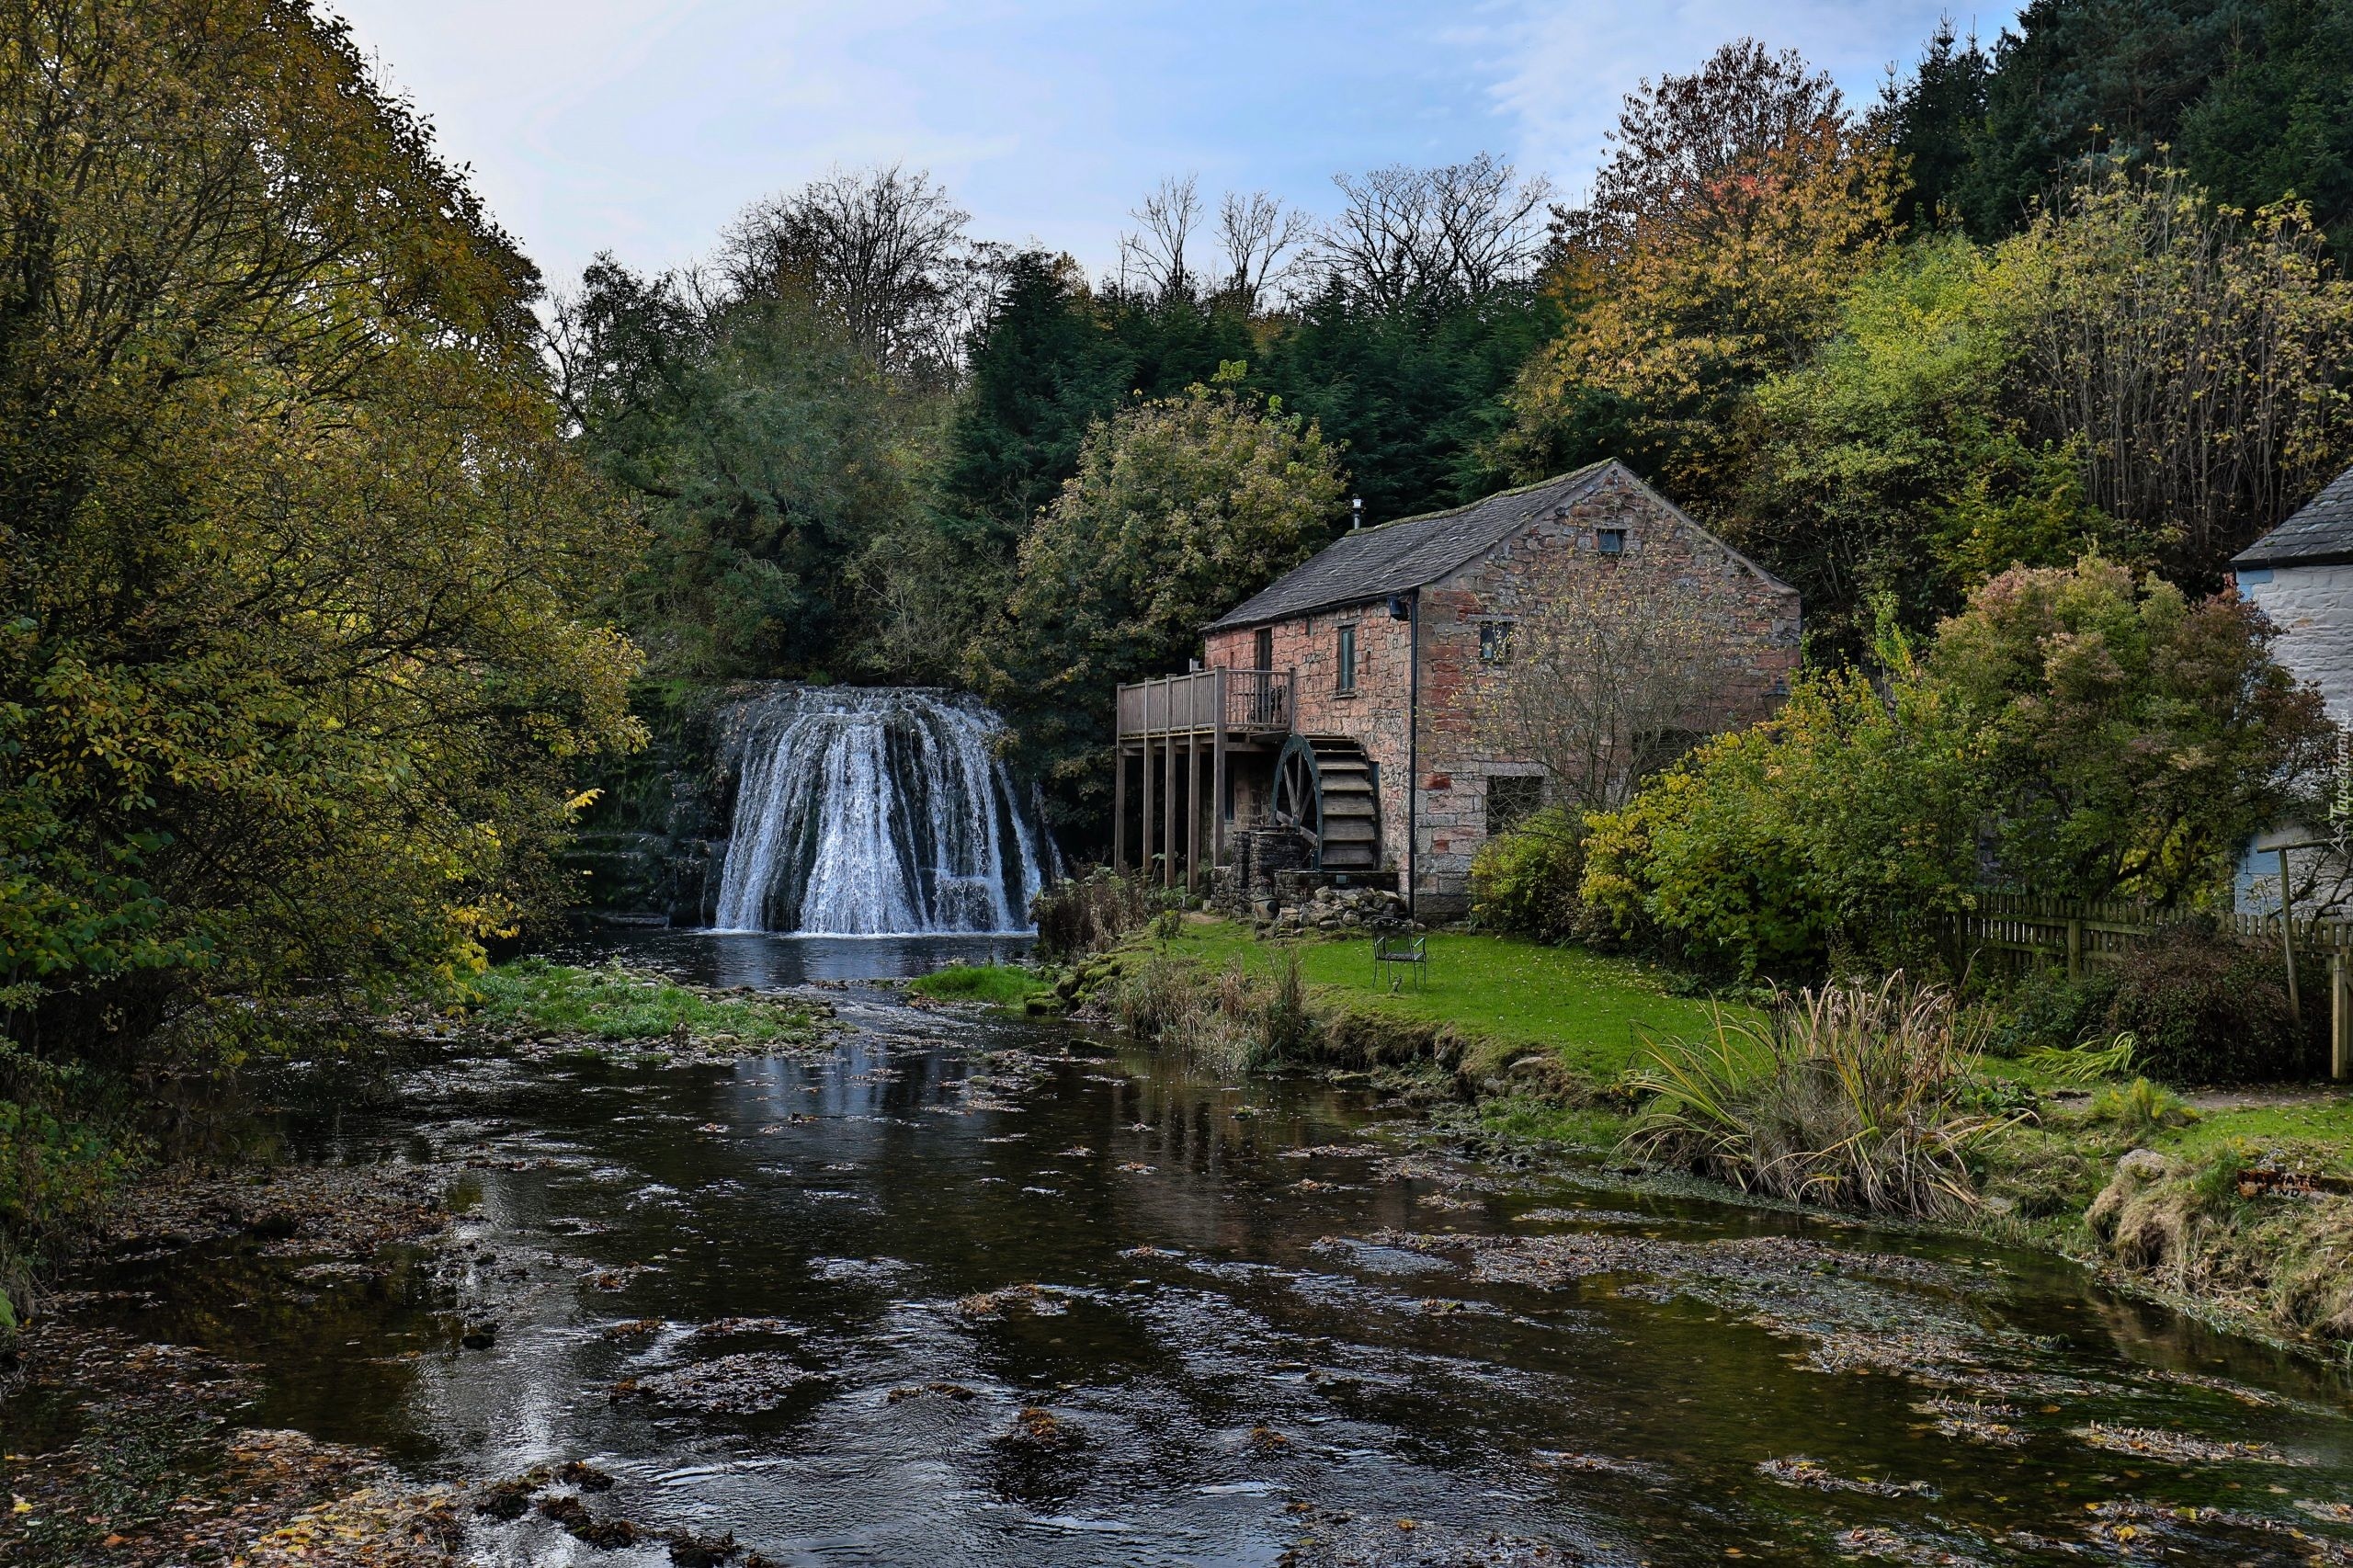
[709, 687, 1052, 935]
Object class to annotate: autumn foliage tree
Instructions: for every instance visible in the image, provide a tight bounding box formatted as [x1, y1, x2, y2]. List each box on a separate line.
[0, 0, 643, 1067]
[1503, 41, 1904, 501]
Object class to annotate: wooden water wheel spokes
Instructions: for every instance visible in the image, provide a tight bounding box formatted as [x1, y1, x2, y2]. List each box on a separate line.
[1270, 734, 1381, 872]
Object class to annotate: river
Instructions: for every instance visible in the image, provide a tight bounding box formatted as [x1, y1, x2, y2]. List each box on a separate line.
[20, 932, 2353, 1565]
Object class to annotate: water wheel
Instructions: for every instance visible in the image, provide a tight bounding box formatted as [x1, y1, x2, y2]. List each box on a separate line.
[1269, 734, 1381, 871]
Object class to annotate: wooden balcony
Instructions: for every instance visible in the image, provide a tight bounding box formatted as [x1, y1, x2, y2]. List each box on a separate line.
[1115, 667, 1293, 743]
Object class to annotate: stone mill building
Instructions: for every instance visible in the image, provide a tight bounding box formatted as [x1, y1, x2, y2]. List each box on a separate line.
[1111, 460, 1802, 918]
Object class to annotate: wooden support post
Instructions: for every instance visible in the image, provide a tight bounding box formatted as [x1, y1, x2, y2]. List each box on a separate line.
[1162, 722, 1176, 888]
[1112, 745, 1127, 873]
[1139, 733, 1154, 885]
[1211, 668, 1228, 872]
[1186, 734, 1201, 896]
[2333, 949, 2350, 1083]
[2280, 846, 2302, 1027]
[2065, 917, 2082, 982]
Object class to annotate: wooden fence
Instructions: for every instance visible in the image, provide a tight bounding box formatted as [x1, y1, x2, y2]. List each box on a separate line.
[1950, 893, 2353, 1079]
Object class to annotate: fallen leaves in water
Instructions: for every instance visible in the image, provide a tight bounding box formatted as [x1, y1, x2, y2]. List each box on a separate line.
[2071, 1424, 2303, 1465]
[101, 1161, 453, 1264]
[1914, 1396, 2026, 1447]
[602, 1317, 665, 1339]
[887, 1381, 977, 1403]
[998, 1406, 1082, 1452]
[537, 1491, 642, 1548]
[956, 1282, 1067, 1318]
[1756, 1456, 1937, 1498]
[613, 1353, 821, 1415]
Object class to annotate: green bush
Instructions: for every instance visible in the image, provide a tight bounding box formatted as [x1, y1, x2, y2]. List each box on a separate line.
[2095, 922, 2306, 1084]
[1469, 808, 1586, 941]
[1981, 966, 2119, 1057]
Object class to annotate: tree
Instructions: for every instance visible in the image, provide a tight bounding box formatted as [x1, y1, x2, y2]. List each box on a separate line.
[1883, 19, 1994, 233]
[0, 0, 642, 1063]
[1728, 233, 2120, 651]
[1998, 161, 2353, 587]
[1580, 625, 1986, 977]
[1931, 557, 2333, 903]
[1580, 559, 2333, 975]
[1504, 41, 1904, 502]
[979, 377, 1347, 836]
[937, 252, 1131, 551]
[1312, 154, 1553, 310]
[1469, 551, 1744, 815]
[722, 165, 976, 384]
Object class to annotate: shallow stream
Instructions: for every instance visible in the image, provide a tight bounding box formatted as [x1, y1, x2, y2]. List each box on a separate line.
[25, 933, 2353, 1564]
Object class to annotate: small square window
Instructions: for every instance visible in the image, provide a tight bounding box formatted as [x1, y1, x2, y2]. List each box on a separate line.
[1597, 528, 1626, 555]
[1478, 620, 1513, 665]
[1486, 775, 1545, 835]
[1335, 624, 1357, 693]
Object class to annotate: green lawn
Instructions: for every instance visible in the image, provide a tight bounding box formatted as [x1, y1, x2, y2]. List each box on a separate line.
[1156, 918, 1734, 1080]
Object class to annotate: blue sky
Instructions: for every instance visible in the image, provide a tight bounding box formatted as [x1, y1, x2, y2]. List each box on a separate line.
[328, 1, 2022, 291]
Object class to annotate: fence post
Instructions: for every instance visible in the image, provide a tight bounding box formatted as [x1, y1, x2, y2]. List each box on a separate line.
[2334, 949, 2351, 1084]
[2065, 917, 2082, 982]
[2279, 846, 2302, 1027]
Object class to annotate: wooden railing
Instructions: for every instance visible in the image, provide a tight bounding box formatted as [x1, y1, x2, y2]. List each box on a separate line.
[1116, 667, 1292, 739]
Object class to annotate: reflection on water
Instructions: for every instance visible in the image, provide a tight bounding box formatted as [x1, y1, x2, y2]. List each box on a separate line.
[35, 936, 2353, 1565]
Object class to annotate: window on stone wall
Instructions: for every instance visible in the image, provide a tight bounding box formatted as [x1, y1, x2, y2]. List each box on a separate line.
[1486, 775, 1545, 835]
[1597, 528, 1626, 555]
[1335, 624, 1357, 693]
[1478, 620, 1513, 665]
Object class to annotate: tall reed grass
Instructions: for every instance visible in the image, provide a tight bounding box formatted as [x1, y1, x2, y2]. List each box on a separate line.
[1110, 947, 1317, 1075]
[1621, 975, 2016, 1219]
[1029, 870, 1153, 960]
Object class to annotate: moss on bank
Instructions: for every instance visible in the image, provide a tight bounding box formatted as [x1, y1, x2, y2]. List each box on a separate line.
[906, 964, 1053, 1009]
[460, 960, 831, 1054]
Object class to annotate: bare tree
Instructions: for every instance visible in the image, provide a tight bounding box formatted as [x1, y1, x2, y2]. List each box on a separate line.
[722, 165, 972, 380]
[1314, 153, 1552, 310]
[1119, 174, 1204, 298]
[1472, 552, 1746, 816]
[1216, 189, 1313, 308]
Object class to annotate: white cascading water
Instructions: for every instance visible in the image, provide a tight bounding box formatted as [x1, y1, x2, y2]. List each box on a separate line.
[710, 687, 1052, 935]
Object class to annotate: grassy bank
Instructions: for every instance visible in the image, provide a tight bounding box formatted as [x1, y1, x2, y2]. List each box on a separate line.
[1028, 919, 2353, 1361]
[460, 959, 833, 1060]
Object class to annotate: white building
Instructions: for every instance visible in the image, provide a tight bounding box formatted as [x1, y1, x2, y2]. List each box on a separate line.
[2232, 468, 2353, 915]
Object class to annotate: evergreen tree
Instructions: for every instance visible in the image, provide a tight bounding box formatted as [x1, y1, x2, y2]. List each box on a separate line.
[938, 253, 1129, 550]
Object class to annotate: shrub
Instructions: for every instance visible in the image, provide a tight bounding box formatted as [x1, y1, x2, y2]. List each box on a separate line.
[1469, 808, 1586, 940]
[1621, 975, 2013, 1218]
[2095, 921, 2304, 1084]
[1108, 946, 1322, 1075]
[1030, 869, 1152, 960]
[1981, 965, 2119, 1057]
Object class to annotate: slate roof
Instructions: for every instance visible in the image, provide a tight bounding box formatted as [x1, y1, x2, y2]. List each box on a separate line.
[2236, 465, 2353, 570]
[1205, 460, 1617, 631]
[1203, 459, 1786, 631]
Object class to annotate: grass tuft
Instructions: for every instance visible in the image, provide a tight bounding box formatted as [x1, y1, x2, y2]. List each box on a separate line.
[906, 965, 1049, 1006]
[1622, 974, 2018, 1219]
